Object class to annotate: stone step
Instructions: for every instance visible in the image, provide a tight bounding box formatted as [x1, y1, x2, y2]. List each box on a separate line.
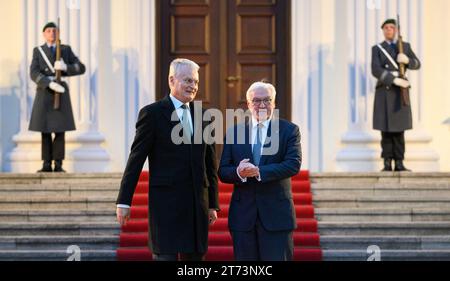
[15, 185, 450, 198]
[319, 222, 450, 235]
[314, 196, 450, 208]
[312, 185, 450, 197]
[0, 173, 122, 186]
[0, 250, 116, 261]
[320, 235, 450, 250]
[0, 196, 116, 210]
[322, 249, 450, 261]
[315, 208, 450, 222]
[0, 222, 120, 236]
[313, 181, 450, 187]
[310, 172, 450, 185]
[0, 210, 116, 222]
[0, 235, 119, 250]
[0, 185, 120, 197]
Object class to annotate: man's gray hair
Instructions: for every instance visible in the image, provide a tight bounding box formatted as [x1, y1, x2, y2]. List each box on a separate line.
[246, 81, 277, 101]
[169, 58, 200, 78]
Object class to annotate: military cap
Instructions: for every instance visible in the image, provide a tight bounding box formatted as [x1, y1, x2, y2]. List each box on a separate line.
[381, 19, 397, 29]
[42, 22, 57, 32]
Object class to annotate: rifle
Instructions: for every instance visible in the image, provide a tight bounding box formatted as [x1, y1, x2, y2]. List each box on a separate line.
[397, 14, 410, 106]
[54, 17, 62, 110]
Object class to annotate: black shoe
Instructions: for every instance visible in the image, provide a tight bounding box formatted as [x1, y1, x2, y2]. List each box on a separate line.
[53, 160, 66, 173]
[37, 161, 52, 173]
[394, 160, 411, 172]
[381, 158, 392, 172]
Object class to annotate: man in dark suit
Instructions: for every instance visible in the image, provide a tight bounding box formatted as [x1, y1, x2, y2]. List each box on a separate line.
[116, 58, 219, 261]
[372, 18, 421, 172]
[29, 22, 85, 172]
[218, 82, 301, 261]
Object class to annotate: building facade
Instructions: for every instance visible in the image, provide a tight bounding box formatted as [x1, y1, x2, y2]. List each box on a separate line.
[0, 0, 449, 173]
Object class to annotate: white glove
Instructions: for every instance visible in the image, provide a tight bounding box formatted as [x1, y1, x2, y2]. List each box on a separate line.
[393, 78, 410, 89]
[397, 53, 410, 65]
[54, 59, 67, 71]
[49, 82, 65, 93]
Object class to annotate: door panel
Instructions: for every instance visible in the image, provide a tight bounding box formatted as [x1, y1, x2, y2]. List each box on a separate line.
[226, 0, 290, 116]
[157, 0, 221, 109]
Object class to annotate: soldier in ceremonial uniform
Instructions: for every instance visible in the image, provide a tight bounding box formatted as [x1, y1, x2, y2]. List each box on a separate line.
[29, 22, 85, 172]
[371, 19, 421, 172]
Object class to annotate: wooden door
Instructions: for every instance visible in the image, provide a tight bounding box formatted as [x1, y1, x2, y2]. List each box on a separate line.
[156, 0, 291, 119]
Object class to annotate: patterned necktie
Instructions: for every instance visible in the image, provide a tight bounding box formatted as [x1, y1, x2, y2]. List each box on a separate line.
[252, 124, 263, 166]
[181, 104, 192, 138]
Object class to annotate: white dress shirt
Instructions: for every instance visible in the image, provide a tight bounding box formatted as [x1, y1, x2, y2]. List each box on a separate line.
[237, 117, 271, 183]
[169, 94, 193, 133]
[117, 94, 193, 209]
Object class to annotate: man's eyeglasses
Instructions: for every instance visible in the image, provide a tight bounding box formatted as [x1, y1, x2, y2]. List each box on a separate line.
[251, 98, 273, 106]
[182, 78, 199, 86]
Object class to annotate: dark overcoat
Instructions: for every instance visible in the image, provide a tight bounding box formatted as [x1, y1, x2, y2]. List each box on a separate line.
[371, 41, 421, 132]
[29, 44, 85, 133]
[116, 95, 219, 254]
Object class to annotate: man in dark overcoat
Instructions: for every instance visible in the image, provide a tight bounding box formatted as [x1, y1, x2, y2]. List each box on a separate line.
[29, 22, 86, 172]
[371, 19, 421, 171]
[115, 58, 219, 261]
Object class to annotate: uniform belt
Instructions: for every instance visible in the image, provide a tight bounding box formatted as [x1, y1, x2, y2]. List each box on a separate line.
[47, 76, 67, 82]
[390, 71, 408, 78]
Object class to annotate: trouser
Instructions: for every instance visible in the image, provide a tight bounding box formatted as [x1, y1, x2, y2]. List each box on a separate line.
[381, 131, 405, 160]
[231, 215, 293, 261]
[152, 252, 204, 261]
[41, 132, 65, 161]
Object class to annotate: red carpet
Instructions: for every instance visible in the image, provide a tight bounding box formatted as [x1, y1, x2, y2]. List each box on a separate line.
[117, 170, 322, 261]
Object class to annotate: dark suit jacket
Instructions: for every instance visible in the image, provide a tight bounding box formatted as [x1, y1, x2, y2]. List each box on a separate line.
[218, 118, 301, 232]
[116, 95, 219, 254]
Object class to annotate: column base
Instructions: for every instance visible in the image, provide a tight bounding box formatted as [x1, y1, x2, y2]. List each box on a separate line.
[6, 130, 110, 173]
[444, 117, 450, 127]
[336, 129, 440, 172]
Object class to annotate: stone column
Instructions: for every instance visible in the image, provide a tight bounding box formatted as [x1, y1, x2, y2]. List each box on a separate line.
[336, 0, 439, 172]
[291, 0, 333, 171]
[291, 0, 312, 170]
[7, 0, 110, 172]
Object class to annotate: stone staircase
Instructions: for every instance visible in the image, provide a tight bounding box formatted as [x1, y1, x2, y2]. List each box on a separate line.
[1, 172, 450, 261]
[312, 172, 450, 261]
[0, 173, 121, 261]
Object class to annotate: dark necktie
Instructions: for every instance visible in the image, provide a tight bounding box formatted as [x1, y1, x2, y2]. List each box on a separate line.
[50, 46, 55, 56]
[390, 43, 398, 56]
[252, 124, 263, 166]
